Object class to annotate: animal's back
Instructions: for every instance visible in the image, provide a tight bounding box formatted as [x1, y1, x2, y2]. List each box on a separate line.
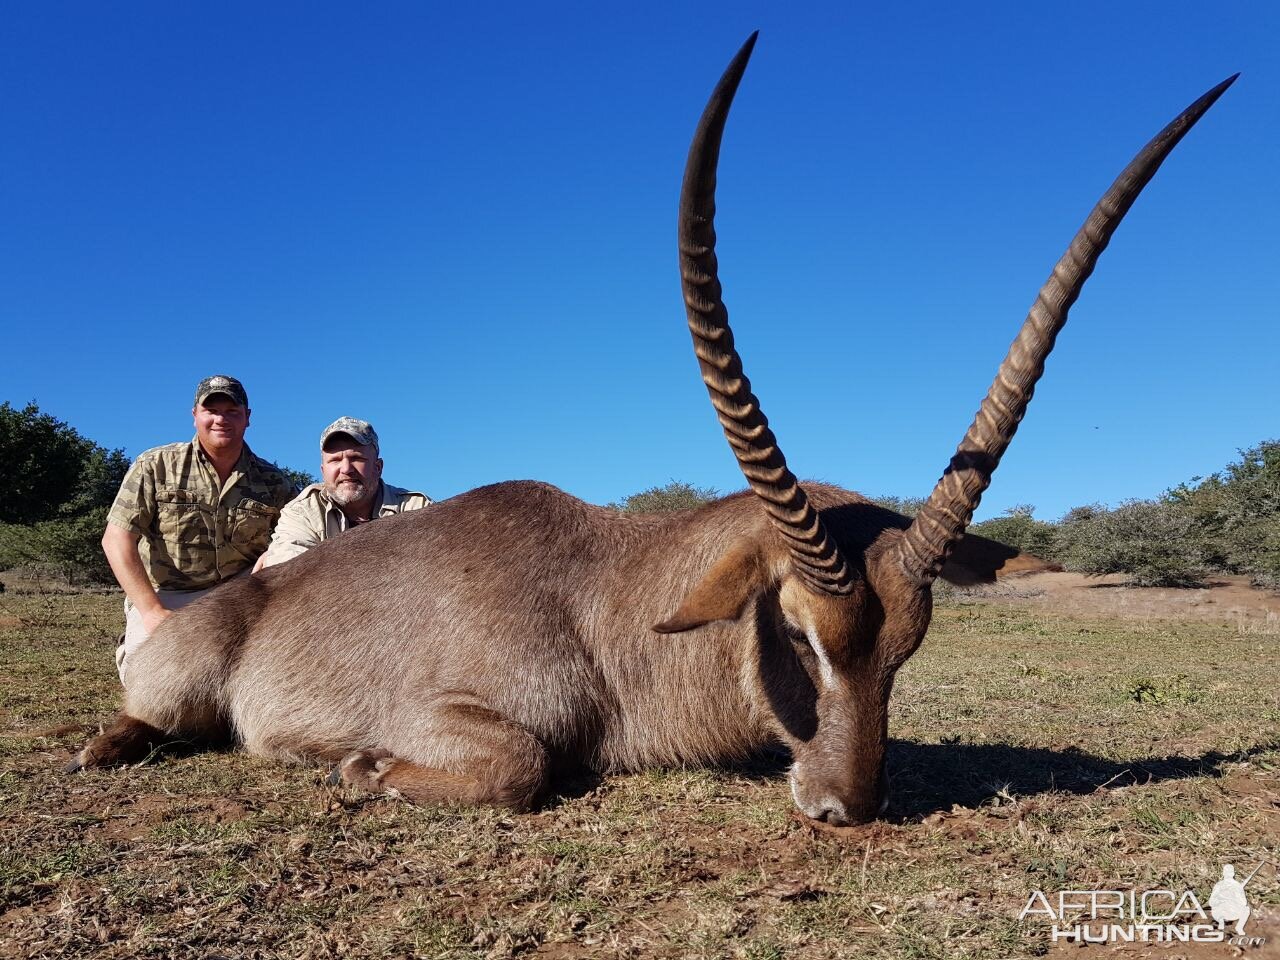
[125, 479, 783, 771]
[217, 482, 647, 763]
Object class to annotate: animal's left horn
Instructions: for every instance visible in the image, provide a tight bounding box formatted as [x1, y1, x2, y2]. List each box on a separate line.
[679, 33, 856, 596]
[898, 74, 1238, 583]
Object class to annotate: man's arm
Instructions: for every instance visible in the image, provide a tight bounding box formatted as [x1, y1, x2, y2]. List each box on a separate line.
[101, 524, 170, 634]
[387, 486, 432, 512]
[255, 495, 323, 570]
[103, 453, 171, 633]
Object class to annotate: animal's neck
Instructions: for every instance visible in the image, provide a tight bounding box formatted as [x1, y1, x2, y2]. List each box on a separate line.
[587, 506, 782, 770]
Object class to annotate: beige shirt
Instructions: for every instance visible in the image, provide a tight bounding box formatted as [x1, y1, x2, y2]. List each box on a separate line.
[258, 481, 431, 568]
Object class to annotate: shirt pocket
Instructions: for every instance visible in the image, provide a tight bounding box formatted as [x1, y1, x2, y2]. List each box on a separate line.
[231, 498, 281, 558]
[155, 488, 210, 543]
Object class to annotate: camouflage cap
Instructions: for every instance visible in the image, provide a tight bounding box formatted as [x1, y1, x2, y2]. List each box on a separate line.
[194, 375, 248, 408]
[320, 417, 379, 454]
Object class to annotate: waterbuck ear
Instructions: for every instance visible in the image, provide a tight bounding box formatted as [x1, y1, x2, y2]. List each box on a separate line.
[652, 538, 769, 634]
[938, 532, 1063, 586]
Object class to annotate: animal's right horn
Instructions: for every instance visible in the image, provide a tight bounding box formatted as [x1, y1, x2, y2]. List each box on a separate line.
[897, 74, 1238, 585]
[679, 33, 856, 596]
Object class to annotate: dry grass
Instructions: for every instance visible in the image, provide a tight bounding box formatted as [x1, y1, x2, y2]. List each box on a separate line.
[0, 589, 1277, 958]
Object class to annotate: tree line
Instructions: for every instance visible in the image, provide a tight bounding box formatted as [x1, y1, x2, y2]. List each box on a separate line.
[0, 402, 131, 584]
[946, 441, 1278, 588]
[613, 444, 1280, 591]
[3, 400, 1276, 590]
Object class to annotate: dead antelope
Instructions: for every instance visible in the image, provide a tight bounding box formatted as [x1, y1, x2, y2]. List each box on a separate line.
[69, 36, 1234, 826]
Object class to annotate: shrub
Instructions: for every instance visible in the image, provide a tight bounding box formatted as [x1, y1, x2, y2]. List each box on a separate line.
[278, 465, 318, 491]
[1167, 440, 1280, 590]
[1055, 499, 1209, 587]
[969, 505, 1058, 558]
[0, 508, 114, 586]
[0, 402, 130, 586]
[869, 495, 925, 517]
[609, 481, 719, 513]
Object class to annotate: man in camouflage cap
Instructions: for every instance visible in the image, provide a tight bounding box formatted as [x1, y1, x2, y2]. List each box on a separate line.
[103, 375, 296, 683]
[256, 416, 431, 569]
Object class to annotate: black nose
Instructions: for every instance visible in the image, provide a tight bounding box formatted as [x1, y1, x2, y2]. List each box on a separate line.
[812, 799, 879, 827]
[815, 804, 846, 825]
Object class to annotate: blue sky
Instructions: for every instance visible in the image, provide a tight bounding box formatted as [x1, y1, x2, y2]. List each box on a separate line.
[3, 3, 1276, 521]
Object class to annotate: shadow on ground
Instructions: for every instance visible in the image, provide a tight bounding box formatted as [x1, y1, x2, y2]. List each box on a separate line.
[886, 738, 1276, 820]
[616, 738, 1277, 823]
[47, 732, 1274, 823]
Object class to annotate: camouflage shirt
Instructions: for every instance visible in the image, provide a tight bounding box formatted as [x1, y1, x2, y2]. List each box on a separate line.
[107, 439, 297, 591]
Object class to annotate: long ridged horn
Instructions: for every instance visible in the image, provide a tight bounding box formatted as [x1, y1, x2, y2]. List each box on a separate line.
[679, 33, 856, 596]
[898, 74, 1238, 583]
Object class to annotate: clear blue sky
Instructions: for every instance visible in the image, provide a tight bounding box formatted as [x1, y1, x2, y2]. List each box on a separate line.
[3, 3, 1276, 521]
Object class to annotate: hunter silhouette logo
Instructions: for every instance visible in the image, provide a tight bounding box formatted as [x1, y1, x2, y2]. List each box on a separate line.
[1020, 859, 1270, 946]
[1209, 862, 1261, 936]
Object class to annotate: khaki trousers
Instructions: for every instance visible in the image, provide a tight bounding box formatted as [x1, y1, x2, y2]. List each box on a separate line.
[116, 583, 224, 685]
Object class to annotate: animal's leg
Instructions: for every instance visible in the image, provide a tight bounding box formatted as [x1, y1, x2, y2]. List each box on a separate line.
[67, 665, 230, 774]
[65, 714, 167, 772]
[336, 704, 549, 811]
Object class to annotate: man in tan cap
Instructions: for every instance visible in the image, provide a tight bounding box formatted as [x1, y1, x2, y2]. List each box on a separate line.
[103, 375, 297, 682]
[256, 417, 431, 570]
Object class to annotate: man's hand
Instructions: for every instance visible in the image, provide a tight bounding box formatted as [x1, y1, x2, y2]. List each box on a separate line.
[102, 524, 170, 634]
[140, 606, 172, 635]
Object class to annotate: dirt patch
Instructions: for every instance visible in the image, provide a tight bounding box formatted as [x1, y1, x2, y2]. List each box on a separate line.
[968, 571, 1280, 628]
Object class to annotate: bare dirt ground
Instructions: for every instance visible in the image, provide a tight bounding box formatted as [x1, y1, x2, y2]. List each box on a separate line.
[0, 582, 1277, 959]
[971, 572, 1280, 631]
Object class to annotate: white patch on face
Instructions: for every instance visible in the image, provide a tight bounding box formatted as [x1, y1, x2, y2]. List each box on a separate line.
[783, 606, 839, 692]
[805, 624, 837, 690]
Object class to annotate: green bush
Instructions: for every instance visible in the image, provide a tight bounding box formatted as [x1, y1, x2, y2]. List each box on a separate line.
[1167, 440, 1280, 590]
[869, 495, 925, 518]
[1055, 499, 1209, 587]
[0, 508, 114, 586]
[279, 465, 318, 491]
[0, 402, 130, 586]
[969, 505, 1058, 558]
[608, 481, 719, 513]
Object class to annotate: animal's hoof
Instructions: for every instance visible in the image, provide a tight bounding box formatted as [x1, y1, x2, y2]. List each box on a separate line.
[64, 754, 86, 774]
[334, 748, 393, 791]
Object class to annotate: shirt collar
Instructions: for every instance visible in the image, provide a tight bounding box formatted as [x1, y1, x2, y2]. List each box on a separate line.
[191, 436, 253, 471]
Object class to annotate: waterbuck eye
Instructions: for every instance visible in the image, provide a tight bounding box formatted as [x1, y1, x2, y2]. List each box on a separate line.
[781, 620, 809, 646]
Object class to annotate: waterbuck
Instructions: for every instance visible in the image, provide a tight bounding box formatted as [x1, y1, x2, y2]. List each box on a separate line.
[69, 36, 1234, 826]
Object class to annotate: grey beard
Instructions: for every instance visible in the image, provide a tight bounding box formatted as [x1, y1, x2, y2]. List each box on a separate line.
[327, 480, 370, 507]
